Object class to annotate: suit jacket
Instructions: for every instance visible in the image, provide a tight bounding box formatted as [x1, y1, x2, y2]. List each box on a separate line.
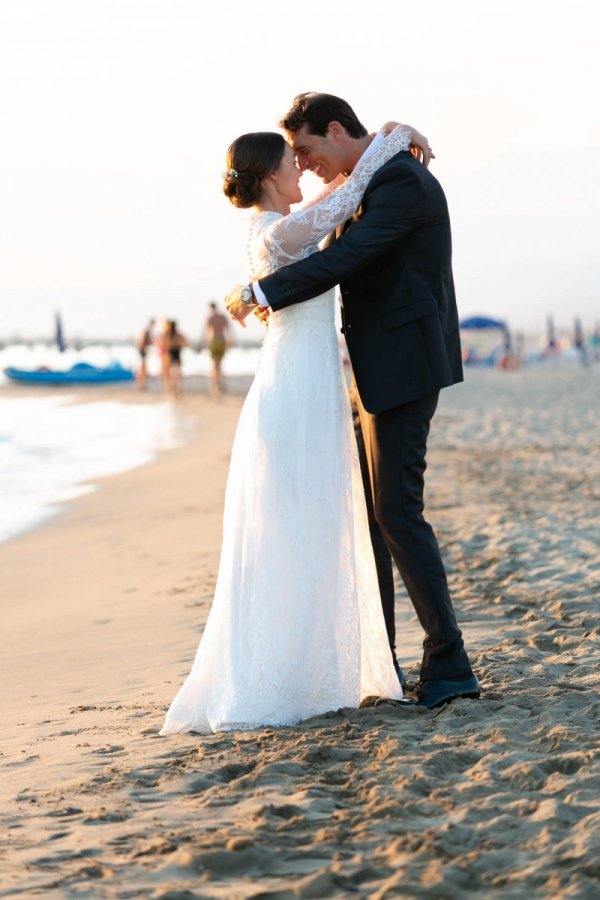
[257, 151, 464, 414]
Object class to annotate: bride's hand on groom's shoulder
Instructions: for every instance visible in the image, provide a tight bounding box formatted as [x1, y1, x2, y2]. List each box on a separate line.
[380, 120, 400, 135]
[380, 120, 435, 168]
[406, 125, 435, 168]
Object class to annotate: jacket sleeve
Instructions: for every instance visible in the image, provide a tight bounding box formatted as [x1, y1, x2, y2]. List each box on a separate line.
[257, 160, 426, 310]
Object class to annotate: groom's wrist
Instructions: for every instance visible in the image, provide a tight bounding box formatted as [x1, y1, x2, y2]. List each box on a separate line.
[253, 281, 269, 308]
[240, 285, 256, 307]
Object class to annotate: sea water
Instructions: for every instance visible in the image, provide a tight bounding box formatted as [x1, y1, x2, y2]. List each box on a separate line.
[0, 338, 266, 543]
[0, 394, 183, 543]
[0, 342, 262, 384]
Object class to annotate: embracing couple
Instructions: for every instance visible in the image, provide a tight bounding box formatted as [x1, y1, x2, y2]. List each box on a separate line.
[160, 92, 479, 737]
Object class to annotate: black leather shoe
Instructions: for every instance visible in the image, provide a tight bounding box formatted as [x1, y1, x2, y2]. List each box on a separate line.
[404, 674, 480, 709]
[394, 662, 407, 691]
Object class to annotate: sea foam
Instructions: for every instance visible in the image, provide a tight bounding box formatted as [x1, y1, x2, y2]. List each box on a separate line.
[0, 394, 182, 543]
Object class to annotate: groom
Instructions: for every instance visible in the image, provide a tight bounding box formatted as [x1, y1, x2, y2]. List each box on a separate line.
[225, 93, 479, 708]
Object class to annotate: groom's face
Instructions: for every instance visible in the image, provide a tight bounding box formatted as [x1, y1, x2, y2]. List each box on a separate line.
[288, 124, 345, 184]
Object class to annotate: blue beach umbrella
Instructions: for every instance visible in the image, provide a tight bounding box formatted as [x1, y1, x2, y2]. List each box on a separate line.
[459, 315, 506, 330]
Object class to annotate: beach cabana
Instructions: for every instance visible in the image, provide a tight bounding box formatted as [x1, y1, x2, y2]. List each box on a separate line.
[459, 315, 506, 330]
[459, 315, 510, 365]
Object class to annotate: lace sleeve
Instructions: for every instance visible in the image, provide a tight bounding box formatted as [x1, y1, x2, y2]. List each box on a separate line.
[262, 126, 411, 263]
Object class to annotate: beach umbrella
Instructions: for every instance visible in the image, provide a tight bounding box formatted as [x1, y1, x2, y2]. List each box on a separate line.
[55, 312, 66, 352]
[546, 314, 557, 349]
[459, 315, 506, 330]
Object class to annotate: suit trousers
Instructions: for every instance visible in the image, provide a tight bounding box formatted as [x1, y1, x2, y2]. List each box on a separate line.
[356, 389, 473, 681]
[350, 389, 396, 664]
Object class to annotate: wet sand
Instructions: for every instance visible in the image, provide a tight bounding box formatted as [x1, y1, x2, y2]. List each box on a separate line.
[1, 366, 599, 898]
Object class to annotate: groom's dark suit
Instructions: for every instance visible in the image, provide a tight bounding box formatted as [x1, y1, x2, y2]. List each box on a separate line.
[257, 150, 472, 681]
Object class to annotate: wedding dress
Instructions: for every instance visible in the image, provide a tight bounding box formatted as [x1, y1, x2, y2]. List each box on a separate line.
[160, 128, 411, 735]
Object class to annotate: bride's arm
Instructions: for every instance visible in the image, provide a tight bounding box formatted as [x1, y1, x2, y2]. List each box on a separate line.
[262, 125, 413, 262]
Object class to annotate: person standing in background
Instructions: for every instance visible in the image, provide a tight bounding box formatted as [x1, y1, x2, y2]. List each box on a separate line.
[156, 319, 188, 399]
[135, 318, 155, 390]
[205, 302, 230, 396]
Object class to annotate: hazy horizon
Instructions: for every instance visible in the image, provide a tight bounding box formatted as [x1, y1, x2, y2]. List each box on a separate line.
[1, 0, 598, 343]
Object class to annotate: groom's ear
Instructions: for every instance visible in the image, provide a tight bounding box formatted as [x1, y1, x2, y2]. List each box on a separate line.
[326, 121, 346, 143]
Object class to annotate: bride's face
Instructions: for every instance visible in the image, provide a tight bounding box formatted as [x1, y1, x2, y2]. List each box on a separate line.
[269, 144, 303, 205]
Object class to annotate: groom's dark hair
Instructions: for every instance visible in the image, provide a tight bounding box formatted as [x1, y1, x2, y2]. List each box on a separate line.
[279, 93, 368, 139]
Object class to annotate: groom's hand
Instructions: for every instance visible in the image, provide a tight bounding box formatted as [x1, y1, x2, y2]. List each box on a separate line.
[225, 285, 256, 328]
[254, 305, 271, 325]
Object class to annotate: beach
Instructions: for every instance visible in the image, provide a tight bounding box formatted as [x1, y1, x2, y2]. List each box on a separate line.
[1, 365, 599, 898]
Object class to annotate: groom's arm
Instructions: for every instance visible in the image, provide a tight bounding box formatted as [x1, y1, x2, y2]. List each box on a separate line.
[258, 162, 426, 311]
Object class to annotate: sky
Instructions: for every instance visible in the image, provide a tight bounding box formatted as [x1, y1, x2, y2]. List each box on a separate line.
[0, 0, 598, 342]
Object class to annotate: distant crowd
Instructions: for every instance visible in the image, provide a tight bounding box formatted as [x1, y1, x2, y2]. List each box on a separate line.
[136, 303, 230, 398]
[461, 318, 600, 371]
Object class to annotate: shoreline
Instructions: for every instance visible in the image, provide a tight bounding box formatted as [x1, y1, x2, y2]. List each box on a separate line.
[0, 376, 254, 547]
[1, 390, 246, 722]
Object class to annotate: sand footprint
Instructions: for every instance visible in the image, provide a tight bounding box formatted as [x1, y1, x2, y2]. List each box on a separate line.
[91, 745, 127, 756]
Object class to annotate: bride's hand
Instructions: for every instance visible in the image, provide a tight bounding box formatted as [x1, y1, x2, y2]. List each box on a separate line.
[380, 121, 435, 168]
[404, 125, 435, 168]
[380, 120, 400, 136]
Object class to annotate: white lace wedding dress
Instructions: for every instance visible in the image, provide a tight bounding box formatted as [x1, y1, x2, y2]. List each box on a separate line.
[160, 128, 411, 735]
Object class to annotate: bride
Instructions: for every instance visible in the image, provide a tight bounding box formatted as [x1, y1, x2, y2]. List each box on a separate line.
[160, 121, 424, 735]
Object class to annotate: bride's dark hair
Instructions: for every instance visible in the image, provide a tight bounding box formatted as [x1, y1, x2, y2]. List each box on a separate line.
[223, 132, 287, 209]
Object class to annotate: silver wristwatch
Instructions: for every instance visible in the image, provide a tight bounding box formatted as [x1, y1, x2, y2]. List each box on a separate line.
[240, 284, 256, 306]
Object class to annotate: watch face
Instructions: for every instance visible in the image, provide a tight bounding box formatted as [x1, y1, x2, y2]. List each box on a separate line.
[241, 286, 253, 305]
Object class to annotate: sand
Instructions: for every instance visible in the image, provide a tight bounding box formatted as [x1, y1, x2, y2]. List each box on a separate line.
[1, 366, 599, 898]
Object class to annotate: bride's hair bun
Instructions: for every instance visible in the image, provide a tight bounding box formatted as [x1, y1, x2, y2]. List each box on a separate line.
[223, 169, 262, 209]
[223, 132, 287, 209]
